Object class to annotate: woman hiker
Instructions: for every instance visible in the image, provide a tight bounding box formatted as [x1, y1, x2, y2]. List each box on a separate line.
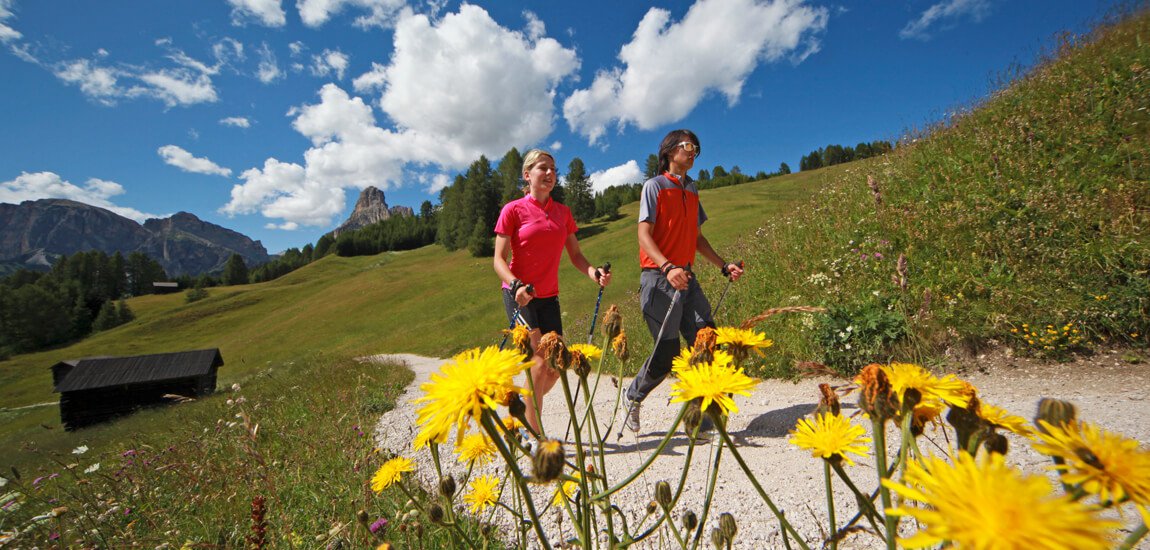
[624, 129, 744, 434]
[493, 148, 612, 447]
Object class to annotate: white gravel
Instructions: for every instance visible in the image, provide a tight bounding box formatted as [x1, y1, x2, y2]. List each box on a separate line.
[369, 351, 1150, 549]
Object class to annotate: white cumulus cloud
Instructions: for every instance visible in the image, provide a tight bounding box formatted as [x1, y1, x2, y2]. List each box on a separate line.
[139, 70, 218, 106]
[589, 161, 644, 193]
[227, 0, 287, 27]
[0, 171, 160, 222]
[256, 42, 283, 83]
[310, 49, 350, 80]
[563, 0, 827, 144]
[226, 5, 579, 230]
[0, 0, 20, 43]
[220, 116, 252, 128]
[900, 0, 991, 40]
[157, 145, 232, 177]
[297, 0, 406, 29]
[45, 40, 224, 107]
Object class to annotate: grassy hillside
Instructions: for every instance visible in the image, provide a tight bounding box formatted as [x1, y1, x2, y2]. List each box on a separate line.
[727, 6, 1149, 373]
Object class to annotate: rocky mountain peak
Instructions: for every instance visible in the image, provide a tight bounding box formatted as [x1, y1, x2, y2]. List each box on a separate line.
[332, 186, 412, 237]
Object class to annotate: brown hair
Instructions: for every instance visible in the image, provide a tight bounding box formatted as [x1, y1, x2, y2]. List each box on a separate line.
[657, 129, 700, 174]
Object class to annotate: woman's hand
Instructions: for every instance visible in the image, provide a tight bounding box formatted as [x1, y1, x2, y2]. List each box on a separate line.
[515, 284, 534, 306]
[591, 265, 612, 287]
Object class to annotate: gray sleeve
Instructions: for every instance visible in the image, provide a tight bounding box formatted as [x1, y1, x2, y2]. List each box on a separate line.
[638, 178, 660, 224]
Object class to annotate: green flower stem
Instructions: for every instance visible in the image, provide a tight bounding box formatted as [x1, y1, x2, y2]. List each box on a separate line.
[591, 403, 687, 501]
[660, 502, 688, 548]
[396, 480, 477, 548]
[479, 411, 551, 547]
[871, 416, 897, 550]
[1118, 522, 1148, 550]
[897, 413, 913, 484]
[716, 426, 813, 550]
[559, 374, 593, 547]
[689, 427, 725, 550]
[825, 460, 837, 550]
[629, 432, 702, 545]
[577, 374, 618, 544]
[829, 460, 884, 535]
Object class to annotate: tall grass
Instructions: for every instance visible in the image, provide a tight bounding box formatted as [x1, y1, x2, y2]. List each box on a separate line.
[731, 6, 1150, 375]
[0, 354, 440, 546]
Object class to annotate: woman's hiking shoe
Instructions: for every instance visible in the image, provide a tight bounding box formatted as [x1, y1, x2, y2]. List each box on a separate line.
[518, 427, 538, 455]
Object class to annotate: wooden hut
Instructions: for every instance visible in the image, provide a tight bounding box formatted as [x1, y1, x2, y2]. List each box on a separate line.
[51, 348, 223, 430]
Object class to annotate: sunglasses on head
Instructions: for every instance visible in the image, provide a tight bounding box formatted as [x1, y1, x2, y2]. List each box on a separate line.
[675, 141, 700, 157]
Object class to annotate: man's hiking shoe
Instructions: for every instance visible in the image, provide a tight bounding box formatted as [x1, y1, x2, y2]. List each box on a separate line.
[624, 399, 641, 433]
[519, 427, 538, 455]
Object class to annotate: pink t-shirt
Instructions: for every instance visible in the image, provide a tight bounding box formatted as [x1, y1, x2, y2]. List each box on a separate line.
[494, 195, 577, 298]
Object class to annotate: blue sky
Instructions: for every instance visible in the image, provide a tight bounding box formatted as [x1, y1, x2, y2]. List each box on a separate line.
[0, 0, 1123, 254]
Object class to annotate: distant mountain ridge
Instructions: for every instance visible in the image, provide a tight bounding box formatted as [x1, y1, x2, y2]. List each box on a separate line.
[0, 199, 270, 276]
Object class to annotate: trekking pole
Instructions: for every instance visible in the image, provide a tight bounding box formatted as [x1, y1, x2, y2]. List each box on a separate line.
[711, 260, 743, 320]
[586, 262, 611, 345]
[617, 287, 681, 440]
[498, 284, 534, 350]
[565, 263, 610, 441]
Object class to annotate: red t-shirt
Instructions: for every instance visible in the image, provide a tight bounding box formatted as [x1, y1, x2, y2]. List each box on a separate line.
[494, 195, 577, 298]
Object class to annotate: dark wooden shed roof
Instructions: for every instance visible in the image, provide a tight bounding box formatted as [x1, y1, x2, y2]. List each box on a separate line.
[52, 348, 224, 393]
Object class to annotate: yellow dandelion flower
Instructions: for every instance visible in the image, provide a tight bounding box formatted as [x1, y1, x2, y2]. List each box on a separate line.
[911, 401, 945, 435]
[553, 476, 580, 506]
[1034, 420, 1150, 510]
[789, 412, 871, 465]
[502, 415, 523, 432]
[413, 425, 447, 450]
[978, 402, 1032, 437]
[414, 347, 531, 442]
[884, 362, 971, 409]
[455, 433, 497, 466]
[672, 348, 734, 375]
[568, 343, 602, 361]
[669, 354, 758, 416]
[463, 475, 501, 513]
[371, 456, 414, 493]
[884, 452, 1118, 549]
[715, 326, 773, 355]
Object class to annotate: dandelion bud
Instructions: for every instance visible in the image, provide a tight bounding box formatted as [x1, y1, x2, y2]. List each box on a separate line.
[356, 509, 370, 526]
[816, 383, 841, 417]
[603, 305, 623, 341]
[507, 392, 528, 420]
[683, 399, 702, 436]
[427, 503, 445, 524]
[531, 439, 565, 483]
[710, 527, 725, 549]
[683, 510, 698, 531]
[439, 475, 456, 499]
[983, 432, 1008, 455]
[1035, 398, 1077, 434]
[901, 387, 923, 413]
[946, 396, 985, 453]
[611, 331, 629, 362]
[689, 328, 717, 365]
[719, 512, 737, 541]
[538, 332, 569, 371]
[572, 350, 591, 379]
[856, 364, 897, 423]
[654, 481, 672, 509]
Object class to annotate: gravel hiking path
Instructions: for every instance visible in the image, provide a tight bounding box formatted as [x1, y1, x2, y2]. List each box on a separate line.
[367, 351, 1150, 549]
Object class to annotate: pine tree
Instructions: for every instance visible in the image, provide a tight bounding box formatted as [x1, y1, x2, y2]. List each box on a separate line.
[565, 157, 595, 222]
[644, 154, 660, 180]
[223, 254, 249, 286]
[92, 299, 118, 332]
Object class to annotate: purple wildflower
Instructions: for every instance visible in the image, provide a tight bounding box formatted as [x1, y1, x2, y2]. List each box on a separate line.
[874, 252, 884, 260]
[369, 517, 389, 534]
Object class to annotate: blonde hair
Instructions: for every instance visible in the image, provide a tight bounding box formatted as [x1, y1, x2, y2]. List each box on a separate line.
[521, 149, 555, 177]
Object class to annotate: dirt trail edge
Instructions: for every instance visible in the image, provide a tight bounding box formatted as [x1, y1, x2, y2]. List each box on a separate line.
[367, 351, 1150, 549]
